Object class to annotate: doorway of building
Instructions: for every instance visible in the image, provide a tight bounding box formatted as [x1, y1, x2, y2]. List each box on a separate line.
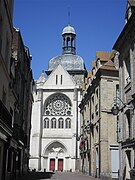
[50, 159, 55, 171]
[111, 148, 119, 179]
[58, 159, 63, 171]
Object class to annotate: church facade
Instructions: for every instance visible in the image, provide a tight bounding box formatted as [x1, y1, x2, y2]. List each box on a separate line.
[29, 24, 86, 172]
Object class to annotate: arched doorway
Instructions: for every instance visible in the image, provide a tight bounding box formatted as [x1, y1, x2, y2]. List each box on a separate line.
[43, 141, 68, 172]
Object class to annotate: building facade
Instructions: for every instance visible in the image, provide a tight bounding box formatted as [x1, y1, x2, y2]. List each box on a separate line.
[113, 1, 135, 179]
[79, 52, 119, 179]
[29, 24, 86, 172]
[0, 1, 33, 179]
[0, 0, 14, 179]
[11, 28, 33, 178]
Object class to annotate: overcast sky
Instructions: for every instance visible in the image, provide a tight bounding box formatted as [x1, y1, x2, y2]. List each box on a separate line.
[13, 0, 127, 80]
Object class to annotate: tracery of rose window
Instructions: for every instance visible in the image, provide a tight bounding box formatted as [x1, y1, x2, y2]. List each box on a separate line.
[44, 94, 72, 116]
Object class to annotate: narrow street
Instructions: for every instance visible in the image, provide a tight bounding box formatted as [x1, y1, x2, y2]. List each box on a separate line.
[17, 172, 99, 180]
[50, 172, 99, 180]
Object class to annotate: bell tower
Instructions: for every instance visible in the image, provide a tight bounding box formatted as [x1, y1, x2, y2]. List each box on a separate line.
[62, 24, 76, 55]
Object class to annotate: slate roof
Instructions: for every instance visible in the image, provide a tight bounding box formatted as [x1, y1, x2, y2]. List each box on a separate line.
[47, 54, 85, 72]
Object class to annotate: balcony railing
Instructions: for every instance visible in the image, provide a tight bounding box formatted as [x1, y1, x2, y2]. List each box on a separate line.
[62, 46, 76, 54]
[0, 100, 12, 128]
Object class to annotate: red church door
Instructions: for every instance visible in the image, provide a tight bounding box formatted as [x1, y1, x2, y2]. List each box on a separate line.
[58, 159, 63, 171]
[50, 159, 55, 171]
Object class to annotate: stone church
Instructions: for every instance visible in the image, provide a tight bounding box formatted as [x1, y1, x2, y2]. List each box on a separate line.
[29, 24, 86, 172]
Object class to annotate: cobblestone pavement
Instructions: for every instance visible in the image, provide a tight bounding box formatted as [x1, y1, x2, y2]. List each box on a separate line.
[16, 171, 100, 180]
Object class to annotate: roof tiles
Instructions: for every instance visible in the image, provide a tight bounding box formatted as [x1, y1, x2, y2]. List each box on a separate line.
[96, 52, 112, 61]
[100, 59, 117, 71]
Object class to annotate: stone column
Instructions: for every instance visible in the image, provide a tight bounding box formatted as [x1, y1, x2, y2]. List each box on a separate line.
[70, 37, 72, 47]
[66, 37, 68, 47]
[62, 38, 65, 48]
[74, 36, 76, 48]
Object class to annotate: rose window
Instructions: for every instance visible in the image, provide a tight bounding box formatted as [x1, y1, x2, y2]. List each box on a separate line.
[52, 99, 65, 112]
[44, 94, 72, 116]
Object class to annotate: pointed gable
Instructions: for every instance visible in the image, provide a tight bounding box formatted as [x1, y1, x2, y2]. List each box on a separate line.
[44, 64, 75, 89]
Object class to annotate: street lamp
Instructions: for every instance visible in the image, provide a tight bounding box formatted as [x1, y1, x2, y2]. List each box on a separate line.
[111, 102, 119, 115]
[111, 97, 133, 115]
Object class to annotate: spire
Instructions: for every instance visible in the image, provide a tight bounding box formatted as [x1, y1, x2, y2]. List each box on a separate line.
[61, 5, 76, 55]
[68, 6, 70, 25]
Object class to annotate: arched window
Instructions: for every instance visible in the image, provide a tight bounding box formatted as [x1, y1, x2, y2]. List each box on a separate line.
[67, 37, 70, 46]
[58, 118, 64, 128]
[65, 118, 71, 128]
[51, 118, 56, 128]
[44, 118, 49, 128]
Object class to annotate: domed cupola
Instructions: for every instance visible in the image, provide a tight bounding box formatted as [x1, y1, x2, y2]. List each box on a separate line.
[46, 24, 87, 82]
[62, 24, 76, 55]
